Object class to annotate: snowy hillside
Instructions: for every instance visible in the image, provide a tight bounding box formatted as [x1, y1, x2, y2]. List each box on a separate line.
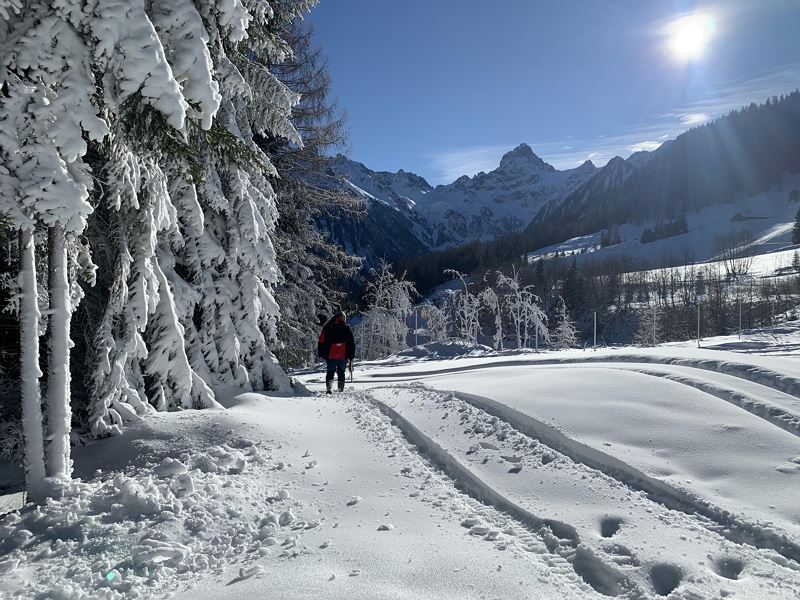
[4, 333, 800, 598]
[323, 144, 600, 259]
[528, 171, 800, 267]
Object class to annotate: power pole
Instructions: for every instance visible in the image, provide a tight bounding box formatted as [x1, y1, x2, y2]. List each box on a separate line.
[593, 311, 597, 350]
[414, 307, 418, 347]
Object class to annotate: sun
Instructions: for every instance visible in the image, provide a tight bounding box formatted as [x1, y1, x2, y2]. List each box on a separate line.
[667, 12, 716, 61]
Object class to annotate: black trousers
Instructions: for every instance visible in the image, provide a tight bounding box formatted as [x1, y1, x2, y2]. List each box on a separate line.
[326, 359, 347, 389]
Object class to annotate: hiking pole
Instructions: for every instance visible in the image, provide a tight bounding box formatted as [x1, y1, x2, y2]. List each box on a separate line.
[348, 359, 354, 383]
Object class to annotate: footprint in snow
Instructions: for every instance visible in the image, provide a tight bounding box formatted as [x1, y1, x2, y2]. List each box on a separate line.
[378, 523, 395, 531]
[600, 517, 623, 538]
[346, 496, 362, 506]
[508, 465, 522, 474]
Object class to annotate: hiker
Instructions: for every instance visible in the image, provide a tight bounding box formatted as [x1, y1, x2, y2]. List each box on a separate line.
[317, 310, 355, 394]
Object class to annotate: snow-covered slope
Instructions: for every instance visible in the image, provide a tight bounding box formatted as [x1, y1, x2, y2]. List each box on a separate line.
[527, 171, 800, 267]
[324, 144, 599, 260]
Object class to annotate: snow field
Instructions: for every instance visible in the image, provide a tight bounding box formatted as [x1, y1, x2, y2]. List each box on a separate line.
[367, 385, 800, 599]
[407, 366, 800, 543]
[4, 340, 800, 599]
[526, 172, 800, 272]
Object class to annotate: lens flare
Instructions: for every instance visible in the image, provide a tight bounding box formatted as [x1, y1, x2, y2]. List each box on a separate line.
[667, 12, 716, 61]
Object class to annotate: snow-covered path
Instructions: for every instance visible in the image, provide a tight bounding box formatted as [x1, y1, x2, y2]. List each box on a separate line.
[172, 392, 599, 600]
[0, 391, 606, 600]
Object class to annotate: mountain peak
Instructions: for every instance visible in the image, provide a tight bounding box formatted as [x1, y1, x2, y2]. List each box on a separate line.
[498, 143, 554, 172]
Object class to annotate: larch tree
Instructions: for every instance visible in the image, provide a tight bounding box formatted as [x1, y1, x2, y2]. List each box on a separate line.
[259, 20, 362, 369]
[420, 301, 449, 342]
[481, 275, 503, 350]
[497, 268, 548, 349]
[634, 303, 661, 347]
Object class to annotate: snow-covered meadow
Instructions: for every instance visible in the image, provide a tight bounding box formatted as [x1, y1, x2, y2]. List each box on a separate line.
[3, 332, 800, 599]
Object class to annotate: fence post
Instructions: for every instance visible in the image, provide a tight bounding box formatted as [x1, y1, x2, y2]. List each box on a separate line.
[738, 296, 742, 340]
[652, 304, 656, 346]
[697, 304, 701, 348]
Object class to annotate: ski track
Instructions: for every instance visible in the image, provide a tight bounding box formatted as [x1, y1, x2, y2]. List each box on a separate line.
[363, 356, 800, 439]
[368, 396, 638, 598]
[604, 365, 800, 438]
[343, 392, 608, 599]
[359, 387, 800, 599]
[363, 353, 800, 399]
[445, 388, 800, 564]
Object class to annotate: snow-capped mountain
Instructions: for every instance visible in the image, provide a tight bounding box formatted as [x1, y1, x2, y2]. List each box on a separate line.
[323, 144, 602, 262]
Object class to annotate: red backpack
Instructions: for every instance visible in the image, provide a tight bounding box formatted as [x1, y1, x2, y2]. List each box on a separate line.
[328, 342, 346, 360]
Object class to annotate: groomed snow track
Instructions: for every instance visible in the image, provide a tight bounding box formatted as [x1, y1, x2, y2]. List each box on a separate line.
[445, 389, 800, 565]
[372, 398, 640, 598]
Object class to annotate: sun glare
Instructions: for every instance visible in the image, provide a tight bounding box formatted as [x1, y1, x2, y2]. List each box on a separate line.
[667, 12, 716, 61]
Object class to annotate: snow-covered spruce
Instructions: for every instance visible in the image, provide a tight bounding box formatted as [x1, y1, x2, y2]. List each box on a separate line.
[0, 1, 316, 491]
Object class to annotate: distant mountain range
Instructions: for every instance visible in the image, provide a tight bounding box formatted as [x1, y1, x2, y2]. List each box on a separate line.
[321, 143, 651, 263]
[321, 90, 800, 275]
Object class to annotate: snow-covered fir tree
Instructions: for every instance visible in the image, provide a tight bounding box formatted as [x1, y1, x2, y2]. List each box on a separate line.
[0, 0, 319, 492]
[551, 297, 578, 350]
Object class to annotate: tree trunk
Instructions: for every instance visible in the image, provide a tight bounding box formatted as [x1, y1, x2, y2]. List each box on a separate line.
[46, 225, 73, 480]
[19, 228, 47, 498]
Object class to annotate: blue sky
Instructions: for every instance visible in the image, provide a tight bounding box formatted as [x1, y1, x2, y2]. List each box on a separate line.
[307, 0, 800, 185]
